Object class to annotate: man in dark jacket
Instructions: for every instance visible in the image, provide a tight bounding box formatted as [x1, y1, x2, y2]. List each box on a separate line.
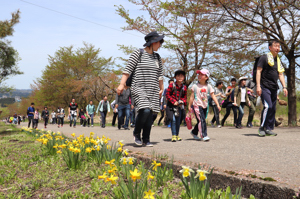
[115, 86, 132, 130]
[27, 103, 35, 128]
[41, 107, 50, 128]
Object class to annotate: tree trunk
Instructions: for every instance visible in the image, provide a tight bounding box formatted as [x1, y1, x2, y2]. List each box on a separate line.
[286, 58, 297, 126]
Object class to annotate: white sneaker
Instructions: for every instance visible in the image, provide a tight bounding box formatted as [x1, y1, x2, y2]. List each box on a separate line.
[91, 125, 93, 127]
[152, 124, 154, 127]
[203, 136, 210, 141]
[81, 125, 83, 127]
[217, 125, 221, 128]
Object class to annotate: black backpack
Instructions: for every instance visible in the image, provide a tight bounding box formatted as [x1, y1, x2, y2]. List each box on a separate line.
[126, 49, 144, 87]
[252, 56, 262, 83]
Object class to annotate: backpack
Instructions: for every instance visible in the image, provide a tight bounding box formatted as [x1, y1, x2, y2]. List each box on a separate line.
[126, 49, 144, 87]
[252, 56, 262, 83]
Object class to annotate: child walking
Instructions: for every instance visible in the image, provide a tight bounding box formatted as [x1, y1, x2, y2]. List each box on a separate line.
[166, 70, 187, 142]
[33, 108, 40, 129]
[188, 69, 221, 141]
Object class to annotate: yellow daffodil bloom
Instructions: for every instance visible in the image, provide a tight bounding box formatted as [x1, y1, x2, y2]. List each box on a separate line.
[108, 167, 118, 174]
[106, 137, 111, 141]
[59, 144, 67, 149]
[98, 172, 108, 181]
[104, 139, 108, 144]
[195, 169, 208, 181]
[90, 132, 95, 137]
[122, 149, 129, 156]
[120, 157, 127, 165]
[147, 172, 154, 180]
[105, 159, 115, 167]
[71, 133, 76, 137]
[127, 157, 135, 165]
[130, 168, 142, 182]
[107, 145, 111, 150]
[144, 189, 155, 199]
[96, 146, 101, 151]
[57, 150, 62, 154]
[57, 131, 61, 135]
[117, 147, 123, 152]
[118, 140, 124, 147]
[152, 160, 161, 171]
[106, 174, 118, 184]
[179, 166, 194, 178]
[86, 147, 92, 153]
[53, 144, 59, 149]
[73, 148, 81, 153]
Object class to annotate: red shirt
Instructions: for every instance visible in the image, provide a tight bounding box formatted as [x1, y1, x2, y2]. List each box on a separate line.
[166, 82, 187, 106]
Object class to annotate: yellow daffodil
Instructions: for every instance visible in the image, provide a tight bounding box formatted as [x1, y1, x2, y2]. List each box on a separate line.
[120, 157, 127, 165]
[122, 149, 129, 156]
[71, 133, 76, 137]
[98, 172, 108, 181]
[35, 134, 38, 137]
[104, 139, 109, 144]
[107, 145, 111, 150]
[179, 166, 194, 178]
[53, 144, 59, 149]
[195, 169, 208, 181]
[85, 147, 92, 153]
[106, 137, 111, 141]
[105, 159, 115, 167]
[144, 189, 155, 199]
[96, 146, 101, 151]
[57, 150, 62, 154]
[118, 140, 124, 147]
[117, 147, 123, 152]
[152, 160, 161, 171]
[59, 144, 67, 149]
[108, 166, 118, 174]
[147, 172, 154, 180]
[127, 157, 135, 165]
[90, 132, 94, 137]
[106, 174, 118, 184]
[73, 147, 81, 153]
[130, 168, 142, 182]
[57, 131, 61, 135]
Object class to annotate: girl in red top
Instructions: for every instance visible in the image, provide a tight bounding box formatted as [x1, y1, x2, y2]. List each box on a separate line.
[166, 70, 187, 142]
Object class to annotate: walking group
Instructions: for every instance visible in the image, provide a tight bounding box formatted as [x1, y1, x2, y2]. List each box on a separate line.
[25, 31, 288, 146]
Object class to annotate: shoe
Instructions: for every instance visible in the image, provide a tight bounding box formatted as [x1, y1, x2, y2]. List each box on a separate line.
[258, 127, 266, 137]
[221, 120, 225, 126]
[121, 125, 125, 129]
[134, 137, 142, 146]
[73, 126, 76, 128]
[152, 124, 154, 127]
[144, 142, 153, 147]
[124, 127, 130, 130]
[58, 126, 60, 128]
[91, 125, 93, 127]
[176, 136, 182, 141]
[265, 129, 277, 136]
[88, 125, 90, 127]
[237, 125, 242, 129]
[81, 125, 83, 127]
[275, 120, 282, 127]
[203, 136, 210, 141]
[210, 121, 215, 127]
[167, 124, 171, 128]
[190, 132, 201, 140]
[171, 135, 176, 142]
[247, 123, 253, 128]
[217, 125, 221, 128]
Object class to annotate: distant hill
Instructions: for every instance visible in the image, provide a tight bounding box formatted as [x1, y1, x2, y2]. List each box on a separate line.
[0, 89, 32, 98]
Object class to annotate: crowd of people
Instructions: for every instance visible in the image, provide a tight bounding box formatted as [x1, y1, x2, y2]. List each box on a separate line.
[24, 32, 288, 147]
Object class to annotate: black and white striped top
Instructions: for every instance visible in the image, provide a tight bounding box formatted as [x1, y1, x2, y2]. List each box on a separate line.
[123, 49, 163, 113]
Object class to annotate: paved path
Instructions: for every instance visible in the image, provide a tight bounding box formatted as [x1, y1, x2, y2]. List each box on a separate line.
[22, 122, 300, 189]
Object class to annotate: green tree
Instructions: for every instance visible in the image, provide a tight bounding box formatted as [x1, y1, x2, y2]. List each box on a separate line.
[33, 42, 116, 109]
[0, 10, 23, 92]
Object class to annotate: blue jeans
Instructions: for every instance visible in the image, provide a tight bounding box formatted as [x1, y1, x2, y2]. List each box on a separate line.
[100, 111, 107, 127]
[260, 86, 277, 130]
[237, 102, 246, 126]
[88, 114, 94, 125]
[130, 108, 136, 125]
[118, 104, 131, 128]
[70, 114, 76, 126]
[133, 108, 152, 144]
[171, 107, 182, 136]
[192, 106, 208, 138]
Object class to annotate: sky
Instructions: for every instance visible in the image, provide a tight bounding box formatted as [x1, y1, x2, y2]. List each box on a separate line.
[1, 0, 169, 89]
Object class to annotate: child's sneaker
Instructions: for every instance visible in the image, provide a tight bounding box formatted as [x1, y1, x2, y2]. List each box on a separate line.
[171, 135, 176, 142]
[176, 136, 182, 141]
[190, 132, 201, 140]
[134, 137, 142, 146]
[203, 136, 210, 141]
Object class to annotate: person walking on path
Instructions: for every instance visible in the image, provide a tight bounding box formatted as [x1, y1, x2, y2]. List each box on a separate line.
[27, 103, 35, 128]
[51, 110, 57, 124]
[162, 79, 174, 127]
[188, 69, 221, 142]
[256, 39, 288, 136]
[245, 79, 257, 127]
[68, 99, 78, 128]
[117, 31, 164, 147]
[166, 70, 187, 142]
[115, 86, 132, 130]
[96, 96, 110, 128]
[233, 77, 253, 129]
[57, 107, 65, 128]
[111, 99, 118, 127]
[41, 106, 50, 128]
[157, 94, 166, 126]
[210, 80, 226, 128]
[86, 100, 95, 127]
[221, 78, 237, 127]
[33, 108, 40, 129]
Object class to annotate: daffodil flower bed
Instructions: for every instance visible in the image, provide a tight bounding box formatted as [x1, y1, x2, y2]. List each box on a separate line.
[19, 126, 256, 199]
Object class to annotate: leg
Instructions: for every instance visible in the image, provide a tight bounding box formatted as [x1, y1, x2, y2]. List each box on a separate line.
[232, 105, 237, 126]
[118, 107, 124, 129]
[152, 113, 158, 124]
[103, 111, 107, 127]
[73, 115, 77, 126]
[237, 103, 245, 126]
[157, 110, 164, 125]
[133, 109, 152, 141]
[176, 108, 182, 135]
[247, 99, 256, 126]
[211, 105, 217, 124]
[221, 104, 232, 126]
[198, 107, 208, 138]
[100, 112, 105, 127]
[260, 87, 273, 129]
[191, 106, 201, 136]
[112, 112, 117, 126]
[171, 113, 177, 136]
[124, 104, 131, 128]
[141, 109, 153, 144]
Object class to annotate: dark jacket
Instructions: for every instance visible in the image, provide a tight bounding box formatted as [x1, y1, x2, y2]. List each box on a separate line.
[41, 110, 49, 119]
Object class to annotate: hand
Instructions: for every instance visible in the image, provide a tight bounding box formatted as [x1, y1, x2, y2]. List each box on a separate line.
[174, 101, 179, 106]
[257, 85, 262, 96]
[159, 89, 163, 98]
[217, 105, 221, 111]
[248, 102, 251, 106]
[117, 84, 125, 95]
[163, 105, 166, 109]
[131, 105, 134, 109]
[188, 106, 192, 112]
[283, 88, 288, 97]
[221, 94, 226, 98]
[178, 100, 183, 104]
[232, 103, 237, 106]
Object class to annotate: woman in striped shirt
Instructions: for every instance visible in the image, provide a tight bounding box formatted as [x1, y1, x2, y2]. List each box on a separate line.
[117, 31, 164, 147]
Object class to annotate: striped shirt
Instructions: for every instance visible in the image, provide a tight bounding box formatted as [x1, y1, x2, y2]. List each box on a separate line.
[123, 49, 163, 113]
